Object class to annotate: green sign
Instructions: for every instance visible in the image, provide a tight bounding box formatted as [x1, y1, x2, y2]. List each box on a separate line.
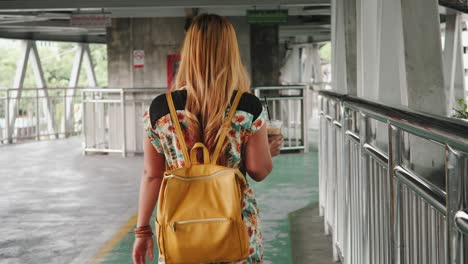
[247, 9, 288, 24]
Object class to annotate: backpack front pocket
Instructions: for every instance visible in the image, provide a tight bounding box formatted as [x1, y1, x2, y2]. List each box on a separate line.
[164, 218, 245, 263]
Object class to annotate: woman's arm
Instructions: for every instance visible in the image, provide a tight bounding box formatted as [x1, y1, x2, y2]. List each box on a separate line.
[137, 135, 165, 227]
[245, 125, 274, 182]
[133, 136, 165, 264]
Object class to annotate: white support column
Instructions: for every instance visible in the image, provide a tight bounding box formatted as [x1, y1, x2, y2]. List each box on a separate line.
[356, 0, 381, 100]
[301, 45, 312, 84]
[69, 44, 85, 89]
[311, 45, 323, 85]
[400, 0, 446, 115]
[343, 0, 357, 96]
[443, 13, 465, 114]
[308, 45, 322, 129]
[377, 0, 407, 106]
[399, 1, 447, 228]
[63, 44, 85, 135]
[331, 0, 347, 94]
[7, 40, 31, 141]
[30, 41, 56, 137]
[291, 46, 301, 83]
[83, 44, 98, 87]
[63, 43, 98, 135]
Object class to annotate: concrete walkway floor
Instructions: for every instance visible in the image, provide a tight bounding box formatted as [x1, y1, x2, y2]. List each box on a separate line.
[0, 137, 142, 264]
[0, 136, 334, 264]
[289, 204, 334, 264]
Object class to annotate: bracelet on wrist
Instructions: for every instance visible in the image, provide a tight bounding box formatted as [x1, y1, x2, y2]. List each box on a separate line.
[134, 225, 153, 238]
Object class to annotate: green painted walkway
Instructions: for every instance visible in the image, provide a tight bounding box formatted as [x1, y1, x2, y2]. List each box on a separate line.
[101, 150, 319, 264]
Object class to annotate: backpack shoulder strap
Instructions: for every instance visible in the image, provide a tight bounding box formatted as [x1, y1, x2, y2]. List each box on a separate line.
[211, 90, 244, 164]
[166, 92, 191, 167]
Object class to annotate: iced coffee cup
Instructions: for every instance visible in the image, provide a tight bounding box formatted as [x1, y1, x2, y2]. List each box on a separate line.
[266, 120, 283, 136]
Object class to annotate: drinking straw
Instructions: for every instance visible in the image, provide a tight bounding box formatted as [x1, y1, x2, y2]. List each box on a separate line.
[264, 96, 272, 121]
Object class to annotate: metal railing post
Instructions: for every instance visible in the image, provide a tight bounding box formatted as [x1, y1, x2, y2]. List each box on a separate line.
[389, 124, 403, 264]
[446, 146, 466, 264]
[36, 88, 40, 140]
[319, 90, 468, 264]
[302, 86, 309, 153]
[5, 90, 10, 144]
[342, 104, 351, 263]
[64, 88, 68, 137]
[359, 112, 370, 264]
[121, 89, 126, 157]
[81, 90, 87, 155]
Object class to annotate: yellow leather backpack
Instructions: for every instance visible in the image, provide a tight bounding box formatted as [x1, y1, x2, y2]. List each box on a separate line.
[155, 91, 250, 263]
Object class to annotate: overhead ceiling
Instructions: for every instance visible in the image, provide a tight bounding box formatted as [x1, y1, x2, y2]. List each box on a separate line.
[439, 0, 468, 13]
[0, 0, 331, 44]
[0, 0, 329, 10]
[1, 0, 467, 44]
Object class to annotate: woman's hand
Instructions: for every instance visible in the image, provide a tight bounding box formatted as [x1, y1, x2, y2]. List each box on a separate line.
[268, 135, 283, 157]
[132, 237, 154, 264]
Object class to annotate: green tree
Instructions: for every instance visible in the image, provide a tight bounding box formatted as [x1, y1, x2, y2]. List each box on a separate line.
[0, 40, 20, 88]
[0, 39, 107, 88]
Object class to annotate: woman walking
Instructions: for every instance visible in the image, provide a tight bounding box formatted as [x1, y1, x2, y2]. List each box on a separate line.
[133, 14, 283, 264]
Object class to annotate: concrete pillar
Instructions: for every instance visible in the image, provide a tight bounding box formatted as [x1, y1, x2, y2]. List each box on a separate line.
[230, 17, 251, 75]
[107, 17, 186, 154]
[377, 0, 406, 106]
[107, 18, 133, 88]
[400, 0, 446, 115]
[443, 13, 465, 114]
[108, 17, 251, 88]
[399, 0, 446, 198]
[250, 24, 280, 86]
[107, 17, 186, 88]
[331, 0, 347, 94]
[356, 0, 380, 100]
[343, 0, 358, 96]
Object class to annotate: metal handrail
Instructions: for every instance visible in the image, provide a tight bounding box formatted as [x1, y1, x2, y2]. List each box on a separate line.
[252, 85, 307, 91]
[363, 143, 389, 164]
[253, 85, 309, 152]
[1, 87, 84, 144]
[81, 88, 168, 156]
[394, 166, 446, 215]
[81, 87, 167, 93]
[320, 90, 468, 151]
[0, 87, 84, 91]
[318, 90, 468, 264]
[344, 130, 360, 143]
[455, 210, 468, 234]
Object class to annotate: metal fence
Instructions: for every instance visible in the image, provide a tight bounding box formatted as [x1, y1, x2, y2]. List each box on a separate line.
[83, 86, 309, 156]
[82, 88, 165, 156]
[319, 90, 468, 264]
[254, 85, 308, 152]
[0, 87, 82, 144]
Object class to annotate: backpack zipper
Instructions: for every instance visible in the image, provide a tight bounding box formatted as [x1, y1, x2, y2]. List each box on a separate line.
[172, 218, 230, 232]
[165, 169, 235, 181]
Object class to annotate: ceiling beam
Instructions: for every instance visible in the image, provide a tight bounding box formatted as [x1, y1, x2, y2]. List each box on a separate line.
[279, 29, 330, 37]
[280, 24, 331, 30]
[0, 0, 330, 10]
[0, 31, 106, 43]
[106, 6, 329, 17]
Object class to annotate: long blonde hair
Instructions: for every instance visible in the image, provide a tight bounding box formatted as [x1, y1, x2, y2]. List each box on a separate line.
[173, 14, 251, 163]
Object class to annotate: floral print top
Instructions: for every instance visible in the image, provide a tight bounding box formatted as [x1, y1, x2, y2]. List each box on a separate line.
[143, 90, 267, 264]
